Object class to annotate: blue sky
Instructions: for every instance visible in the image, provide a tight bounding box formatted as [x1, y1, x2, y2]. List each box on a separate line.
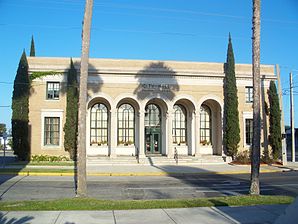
[1, 0, 298, 130]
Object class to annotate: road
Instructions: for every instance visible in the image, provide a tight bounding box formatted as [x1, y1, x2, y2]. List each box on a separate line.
[0, 171, 297, 201]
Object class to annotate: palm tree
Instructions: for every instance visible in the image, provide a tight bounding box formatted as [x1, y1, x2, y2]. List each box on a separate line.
[77, 0, 93, 197]
[250, 0, 261, 195]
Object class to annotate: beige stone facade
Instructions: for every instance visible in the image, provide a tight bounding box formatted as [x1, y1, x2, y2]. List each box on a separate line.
[27, 57, 276, 159]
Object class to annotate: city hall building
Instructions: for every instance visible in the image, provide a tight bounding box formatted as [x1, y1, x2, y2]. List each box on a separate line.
[27, 57, 276, 162]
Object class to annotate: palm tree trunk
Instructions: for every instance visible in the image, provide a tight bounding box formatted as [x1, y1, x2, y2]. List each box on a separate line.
[250, 0, 261, 195]
[77, 0, 93, 197]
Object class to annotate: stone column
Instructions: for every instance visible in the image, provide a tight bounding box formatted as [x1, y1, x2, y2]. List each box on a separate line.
[138, 110, 145, 158]
[195, 112, 201, 157]
[167, 110, 174, 158]
[109, 109, 117, 158]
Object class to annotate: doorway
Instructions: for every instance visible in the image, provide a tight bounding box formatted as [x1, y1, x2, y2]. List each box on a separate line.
[145, 104, 162, 155]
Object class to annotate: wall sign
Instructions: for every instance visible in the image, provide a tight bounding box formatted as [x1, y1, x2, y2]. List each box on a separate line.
[141, 84, 170, 92]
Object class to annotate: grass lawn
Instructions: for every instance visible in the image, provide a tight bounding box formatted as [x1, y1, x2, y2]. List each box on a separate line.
[0, 195, 293, 211]
[0, 168, 74, 175]
[6, 161, 74, 166]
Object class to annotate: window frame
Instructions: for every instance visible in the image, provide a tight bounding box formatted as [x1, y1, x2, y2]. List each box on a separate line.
[200, 105, 212, 145]
[245, 118, 253, 146]
[44, 117, 60, 146]
[117, 103, 135, 146]
[46, 82, 60, 100]
[245, 86, 253, 103]
[90, 103, 109, 146]
[145, 104, 161, 127]
[172, 104, 187, 145]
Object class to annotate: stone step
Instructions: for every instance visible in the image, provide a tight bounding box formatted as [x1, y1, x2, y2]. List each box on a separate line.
[87, 155, 229, 165]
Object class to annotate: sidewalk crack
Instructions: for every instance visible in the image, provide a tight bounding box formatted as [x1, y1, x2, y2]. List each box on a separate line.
[112, 210, 117, 224]
[162, 209, 177, 224]
[53, 211, 61, 224]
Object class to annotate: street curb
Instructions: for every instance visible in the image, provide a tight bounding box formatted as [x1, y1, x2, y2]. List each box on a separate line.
[0, 168, 283, 176]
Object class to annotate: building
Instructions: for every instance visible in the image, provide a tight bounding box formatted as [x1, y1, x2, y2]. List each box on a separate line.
[27, 57, 276, 162]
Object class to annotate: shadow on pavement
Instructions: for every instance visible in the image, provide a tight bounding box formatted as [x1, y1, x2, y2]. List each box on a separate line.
[0, 212, 34, 224]
[146, 163, 298, 198]
[0, 150, 27, 201]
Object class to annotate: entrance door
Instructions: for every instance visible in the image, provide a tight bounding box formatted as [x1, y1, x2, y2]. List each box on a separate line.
[145, 127, 161, 154]
[145, 104, 162, 155]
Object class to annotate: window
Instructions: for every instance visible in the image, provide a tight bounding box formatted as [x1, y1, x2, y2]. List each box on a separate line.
[200, 105, 211, 145]
[90, 103, 108, 146]
[44, 117, 60, 145]
[118, 104, 135, 145]
[245, 119, 253, 145]
[47, 82, 60, 100]
[245, 86, 253, 103]
[172, 104, 187, 145]
[145, 104, 161, 127]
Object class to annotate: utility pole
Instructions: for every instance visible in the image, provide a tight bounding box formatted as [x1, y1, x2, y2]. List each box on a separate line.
[290, 72, 296, 162]
[77, 0, 93, 197]
[250, 0, 261, 195]
[276, 65, 287, 165]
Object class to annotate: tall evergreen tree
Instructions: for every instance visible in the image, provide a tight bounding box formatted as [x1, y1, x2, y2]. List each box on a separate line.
[268, 81, 282, 160]
[223, 34, 240, 160]
[12, 51, 30, 160]
[63, 59, 78, 160]
[30, 35, 35, 57]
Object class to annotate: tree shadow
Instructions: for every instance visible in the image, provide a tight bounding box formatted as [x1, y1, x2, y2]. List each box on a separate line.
[133, 61, 179, 102]
[261, 76, 269, 161]
[0, 213, 34, 224]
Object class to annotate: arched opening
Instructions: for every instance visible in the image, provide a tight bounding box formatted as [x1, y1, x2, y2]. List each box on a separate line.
[173, 98, 196, 155]
[199, 99, 222, 155]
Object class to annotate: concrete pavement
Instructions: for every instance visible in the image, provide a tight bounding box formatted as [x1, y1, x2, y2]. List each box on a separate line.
[0, 204, 291, 224]
[1, 162, 292, 176]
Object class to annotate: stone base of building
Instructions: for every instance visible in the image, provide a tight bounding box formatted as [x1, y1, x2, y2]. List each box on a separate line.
[87, 155, 230, 166]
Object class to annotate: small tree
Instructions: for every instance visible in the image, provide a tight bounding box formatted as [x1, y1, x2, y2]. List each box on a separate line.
[0, 123, 6, 135]
[268, 81, 282, 160]
[12, 51, 30, 160]
[63, 59, 79, 160]
[30, 35, 35, 57]
[223, 34, 240, 160]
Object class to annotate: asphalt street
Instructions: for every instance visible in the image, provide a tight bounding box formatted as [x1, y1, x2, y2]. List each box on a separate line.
[0, 172, 297, 201]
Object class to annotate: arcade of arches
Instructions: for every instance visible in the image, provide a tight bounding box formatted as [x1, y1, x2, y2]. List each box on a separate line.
[87, 97, 223, 158]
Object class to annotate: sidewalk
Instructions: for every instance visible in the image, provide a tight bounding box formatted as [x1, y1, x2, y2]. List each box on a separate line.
[0, 162, 290, 176]
[0, 204, 291, 224]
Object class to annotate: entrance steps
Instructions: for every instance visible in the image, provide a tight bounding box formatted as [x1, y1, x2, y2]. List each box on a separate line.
[87, 155, 230, 165]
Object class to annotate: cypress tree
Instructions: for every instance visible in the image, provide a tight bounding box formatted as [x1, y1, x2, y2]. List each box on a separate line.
[268, 81, 282, 160]
[63, 59, 78, 160]
[223, 34, 240, 160]
[30, 35, 35, 57]
[11, 51, 30, 160]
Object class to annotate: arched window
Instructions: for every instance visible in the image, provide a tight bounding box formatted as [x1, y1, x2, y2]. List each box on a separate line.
[118, 104, 135, 145]
[90, 103, 108, 146]
[172, 104, 187, 145]
[200, 105, 211, 145]
[145, 104, 161, 127]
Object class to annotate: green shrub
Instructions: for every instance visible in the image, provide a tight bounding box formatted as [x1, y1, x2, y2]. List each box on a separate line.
[30, 155, 70, 162]
[234, 150, 250, 164]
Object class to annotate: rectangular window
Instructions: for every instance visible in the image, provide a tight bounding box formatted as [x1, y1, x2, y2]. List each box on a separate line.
[245, 86, 253, 103]
[245, 119, 253, 145]
[44, 117, 60, 145]
[47, 82, 60, 100]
